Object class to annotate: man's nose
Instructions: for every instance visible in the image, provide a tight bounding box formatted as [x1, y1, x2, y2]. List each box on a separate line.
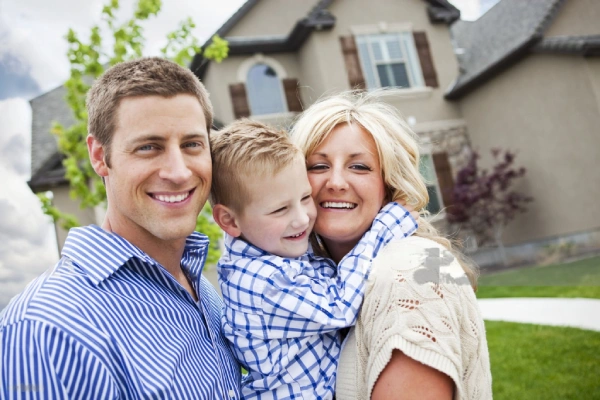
[159, 149, 192, 184]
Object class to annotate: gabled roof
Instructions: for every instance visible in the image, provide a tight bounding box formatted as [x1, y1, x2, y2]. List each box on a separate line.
[446, 0, 566, 99]
[191, 0, 460, 79]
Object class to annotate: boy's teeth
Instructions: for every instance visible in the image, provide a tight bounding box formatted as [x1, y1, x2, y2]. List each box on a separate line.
[322, 202, 356, 209]
[155, 192, 189, 203]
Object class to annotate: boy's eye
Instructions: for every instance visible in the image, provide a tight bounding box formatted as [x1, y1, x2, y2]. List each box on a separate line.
[271, 206, 287, 214]
[301, 195, 311, 202]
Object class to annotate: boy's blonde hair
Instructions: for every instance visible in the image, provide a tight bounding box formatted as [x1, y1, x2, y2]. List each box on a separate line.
[290, 90, 479, 289]
[210, 119, 303, 213]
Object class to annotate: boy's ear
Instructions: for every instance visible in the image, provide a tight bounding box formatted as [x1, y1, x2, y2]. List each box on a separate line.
[212, 204, 242, 238]
[87, 135, 108, 177]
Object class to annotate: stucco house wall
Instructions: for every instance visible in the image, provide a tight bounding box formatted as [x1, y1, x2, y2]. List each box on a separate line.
[458, 52, 600, 246]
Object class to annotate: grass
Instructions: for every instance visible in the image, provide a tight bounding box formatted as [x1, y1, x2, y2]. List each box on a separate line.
[477, 256, 600, 299]
[486, 321, 600, 399]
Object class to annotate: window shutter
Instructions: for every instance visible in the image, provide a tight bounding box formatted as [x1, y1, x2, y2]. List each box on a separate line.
[340, 36, 366, 90]
[432, 152, 454, 209]
[229, 83, 250, 119]
[413, 31, 439, 88]
[282, 78, 303, 112]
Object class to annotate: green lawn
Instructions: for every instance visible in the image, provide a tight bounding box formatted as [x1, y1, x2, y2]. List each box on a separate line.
[477, 256, 600, 299]
[486, 321, 600, 399]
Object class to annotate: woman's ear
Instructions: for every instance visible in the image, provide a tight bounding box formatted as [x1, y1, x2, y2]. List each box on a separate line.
[212, 204, 242, 238]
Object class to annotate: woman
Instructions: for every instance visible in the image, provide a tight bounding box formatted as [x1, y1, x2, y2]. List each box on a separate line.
[290, 90, 492, 399]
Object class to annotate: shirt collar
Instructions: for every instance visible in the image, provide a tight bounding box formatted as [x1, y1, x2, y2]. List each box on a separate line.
[62, 225, 209, 285]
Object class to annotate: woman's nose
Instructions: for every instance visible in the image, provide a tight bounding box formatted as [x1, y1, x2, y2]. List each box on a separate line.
[325, 168, 349, 191]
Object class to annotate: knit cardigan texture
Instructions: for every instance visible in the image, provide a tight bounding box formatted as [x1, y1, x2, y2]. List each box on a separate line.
[336, 237, 492, 399]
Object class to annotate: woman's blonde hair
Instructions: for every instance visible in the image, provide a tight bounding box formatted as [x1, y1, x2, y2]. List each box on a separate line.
[290, 89, 478, 289]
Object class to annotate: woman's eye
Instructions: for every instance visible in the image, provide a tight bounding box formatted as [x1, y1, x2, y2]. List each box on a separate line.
[307, 163, 328, 171]
[351, 164, 372, 171]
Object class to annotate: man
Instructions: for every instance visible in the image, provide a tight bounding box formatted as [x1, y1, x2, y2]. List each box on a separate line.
[0, 58, 241, 399]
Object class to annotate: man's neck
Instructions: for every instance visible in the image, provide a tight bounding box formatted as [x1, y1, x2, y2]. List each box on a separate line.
[101, 218, 198, 301]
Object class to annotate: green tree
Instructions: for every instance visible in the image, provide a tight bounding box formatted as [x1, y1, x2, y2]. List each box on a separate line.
[39, 0, 228, 264]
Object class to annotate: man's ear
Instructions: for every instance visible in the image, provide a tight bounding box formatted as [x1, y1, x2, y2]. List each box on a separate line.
[212, 204, 242, 237]
[87, 135, 108, 177]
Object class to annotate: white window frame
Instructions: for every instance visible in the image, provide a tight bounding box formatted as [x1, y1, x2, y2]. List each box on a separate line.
[351, 23, 424, 90]
[237, 54, 288, 116]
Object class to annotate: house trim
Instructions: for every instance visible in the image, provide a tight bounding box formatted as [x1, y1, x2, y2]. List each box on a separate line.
[237, 54, 288, 82]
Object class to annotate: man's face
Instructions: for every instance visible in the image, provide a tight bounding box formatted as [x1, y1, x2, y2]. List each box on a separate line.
[92, 94, 211, 248]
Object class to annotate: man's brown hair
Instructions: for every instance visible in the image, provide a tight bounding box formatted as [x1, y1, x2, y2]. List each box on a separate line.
[210, 119, 303, 213]
[86, 57, 213, 166]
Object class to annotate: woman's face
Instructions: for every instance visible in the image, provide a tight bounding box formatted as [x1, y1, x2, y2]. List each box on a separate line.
[306, 123, 387, 257]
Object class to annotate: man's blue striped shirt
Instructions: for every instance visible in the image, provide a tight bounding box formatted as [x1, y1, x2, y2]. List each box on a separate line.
[0, 225, 241, 399]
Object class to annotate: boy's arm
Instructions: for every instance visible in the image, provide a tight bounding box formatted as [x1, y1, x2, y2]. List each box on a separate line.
[1, 320, 120, 399]
[258, 202, 417, 338]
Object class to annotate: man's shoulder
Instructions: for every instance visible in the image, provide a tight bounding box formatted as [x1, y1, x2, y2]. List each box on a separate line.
[1, 258, 101, 329]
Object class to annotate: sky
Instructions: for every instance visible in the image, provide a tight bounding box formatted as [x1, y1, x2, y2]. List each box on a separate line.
[0, 0, 493, 310]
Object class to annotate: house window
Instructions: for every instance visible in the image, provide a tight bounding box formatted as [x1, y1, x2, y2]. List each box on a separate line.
[356, 33, 424, 90]
[246, 63, 287, 115]
[419, 153, 443, 214]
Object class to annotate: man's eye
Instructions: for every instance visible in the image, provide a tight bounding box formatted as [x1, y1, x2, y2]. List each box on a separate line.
[183, 142, 202, 148]
[138, 144, 156, 151]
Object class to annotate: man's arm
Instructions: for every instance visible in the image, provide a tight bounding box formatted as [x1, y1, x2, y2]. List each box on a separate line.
[1, 320, 120, 399]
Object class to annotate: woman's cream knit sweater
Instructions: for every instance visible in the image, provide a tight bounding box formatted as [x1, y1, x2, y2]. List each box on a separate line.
[336, 237, 492, 399]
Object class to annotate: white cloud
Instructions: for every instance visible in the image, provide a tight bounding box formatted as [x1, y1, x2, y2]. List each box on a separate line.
[0, 99, 58, 309]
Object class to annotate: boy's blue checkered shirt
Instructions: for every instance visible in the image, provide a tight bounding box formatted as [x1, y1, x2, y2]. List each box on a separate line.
[218, 202, 418, 399]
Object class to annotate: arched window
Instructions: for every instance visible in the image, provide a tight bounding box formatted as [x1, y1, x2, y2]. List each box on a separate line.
[246, 63, 286, 115]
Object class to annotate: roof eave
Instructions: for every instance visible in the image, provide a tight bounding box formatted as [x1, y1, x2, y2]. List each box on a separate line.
[445, 36, 541, 100]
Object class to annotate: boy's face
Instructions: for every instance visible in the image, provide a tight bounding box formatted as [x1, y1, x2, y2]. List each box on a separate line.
[235, 156, 316, 258]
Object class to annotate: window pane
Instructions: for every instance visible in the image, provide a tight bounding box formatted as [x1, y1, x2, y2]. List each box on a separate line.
[386, 38, 403, 60]
[376, 64, 393, 87]
[371, 41, 384, 62]
[390, 63, 410, 88]
[400, 32, 424, 87]
[358, 40, 378, 89]
[246, 63, 286, 115]
[420, 155, 442, 214]
[426, 185, 441, 214]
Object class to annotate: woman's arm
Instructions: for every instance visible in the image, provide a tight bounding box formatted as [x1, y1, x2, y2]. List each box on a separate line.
[371, 350, 454, 400]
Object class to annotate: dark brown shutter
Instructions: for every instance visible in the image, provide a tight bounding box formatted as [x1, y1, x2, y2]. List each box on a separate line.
[229, 83, 250, 119]
[340, 36, 366, 90]
[432, 152, 454, 209]
[282, 78, 303, 112]
[413, 31, 439, 88]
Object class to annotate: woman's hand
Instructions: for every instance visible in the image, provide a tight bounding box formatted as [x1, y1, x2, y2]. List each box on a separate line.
[371, 350, 454, 400]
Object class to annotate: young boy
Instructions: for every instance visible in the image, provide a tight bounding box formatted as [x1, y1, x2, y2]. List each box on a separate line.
[210, 120, 417, 399]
